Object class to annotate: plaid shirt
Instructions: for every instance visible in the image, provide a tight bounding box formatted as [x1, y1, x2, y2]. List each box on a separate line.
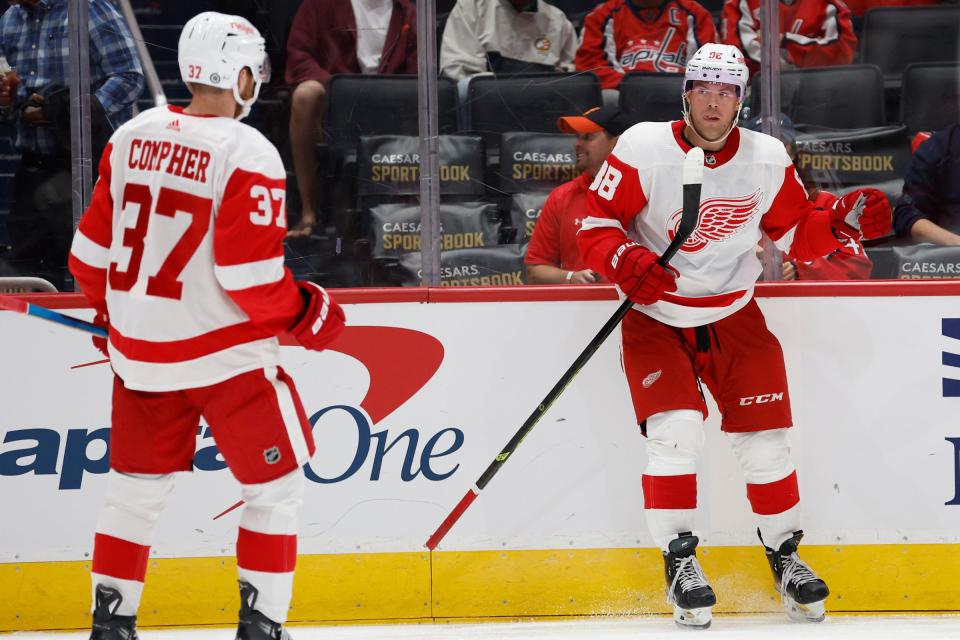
[0, 0, 143, 154]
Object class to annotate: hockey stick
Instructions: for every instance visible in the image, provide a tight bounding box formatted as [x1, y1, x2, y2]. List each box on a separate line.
[425, 147, 705, 550]
[0, 295, 108, 338]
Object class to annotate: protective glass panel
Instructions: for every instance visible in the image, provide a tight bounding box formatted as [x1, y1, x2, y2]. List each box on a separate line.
[746, 0, 960, 281]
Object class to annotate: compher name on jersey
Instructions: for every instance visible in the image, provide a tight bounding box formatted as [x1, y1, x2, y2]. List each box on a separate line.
[127, 138, 212, 183]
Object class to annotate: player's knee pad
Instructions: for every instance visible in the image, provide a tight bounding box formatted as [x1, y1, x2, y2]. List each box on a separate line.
[96, 471, 175, 543]
[725, 428, 794, 484]
[240, 469, 304, 534]
[644, 410, 705, 475]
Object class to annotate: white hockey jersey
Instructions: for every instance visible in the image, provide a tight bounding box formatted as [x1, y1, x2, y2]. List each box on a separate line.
[578, 120, 841, 327]
[69, 105, 304, 391]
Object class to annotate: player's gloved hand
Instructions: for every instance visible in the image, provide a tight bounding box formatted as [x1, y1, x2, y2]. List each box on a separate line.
[606, 241, 678, 305]
[289, 281, 345, 351]
[831, 188, 891, 241]
[92, 309, 109, 358]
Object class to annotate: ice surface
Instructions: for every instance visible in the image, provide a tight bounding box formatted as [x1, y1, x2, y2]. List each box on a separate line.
[6, 614, 960, 639]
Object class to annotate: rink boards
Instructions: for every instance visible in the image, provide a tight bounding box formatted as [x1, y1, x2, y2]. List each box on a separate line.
[1, 283, 959, 631]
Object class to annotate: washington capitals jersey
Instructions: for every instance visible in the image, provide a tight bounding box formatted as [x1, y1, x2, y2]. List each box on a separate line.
[577, 120, 842, 327]
[69, 105, 304, 391]
[722, 0, 856, 76]
[576, 0, 717, 90]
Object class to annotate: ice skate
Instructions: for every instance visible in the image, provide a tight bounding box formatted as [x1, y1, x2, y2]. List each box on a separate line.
[89, 584, 138, 640]
[764, 530, 829, 622]
[236, 580, 294, 640]
[664, 533, 717, 629]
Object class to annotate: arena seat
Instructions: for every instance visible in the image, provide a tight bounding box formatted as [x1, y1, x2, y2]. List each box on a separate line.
[618, 72, 684, 125]
[466, 73, 602, 153]
[901, 63, 960, 134]
[356, 134, 486, 198]
[325, 75, 460, 162]
[752, 65, 885, 129]
[862, 6, 960, 80]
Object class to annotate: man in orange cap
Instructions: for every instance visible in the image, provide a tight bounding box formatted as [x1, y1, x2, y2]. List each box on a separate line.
[525, 106, 630, 284]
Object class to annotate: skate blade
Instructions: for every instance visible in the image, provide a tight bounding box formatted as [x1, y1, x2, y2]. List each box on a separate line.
[783, 596, 826, 623]
[673, 605, 713, 629]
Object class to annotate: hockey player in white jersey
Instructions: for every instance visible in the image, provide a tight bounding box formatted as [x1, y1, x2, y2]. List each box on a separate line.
[68, 12, 344, 640]
[577, 43, 891, 629]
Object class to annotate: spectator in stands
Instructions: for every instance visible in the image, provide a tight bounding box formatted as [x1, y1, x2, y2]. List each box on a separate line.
[721, 0, 856, 77]
[0, 0, 143, 290]
[440, 0, 577, 81]
[893, 123, 960, 246]
[285, 0, 417, 238]
[745, 115, 877, 280]
[781, 186, 877, 280]
[575, 0, 716, 94]
[525, 106, 628, 284]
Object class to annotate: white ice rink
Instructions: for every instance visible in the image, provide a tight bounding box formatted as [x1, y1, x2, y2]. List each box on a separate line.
[6, 615, 960, 639]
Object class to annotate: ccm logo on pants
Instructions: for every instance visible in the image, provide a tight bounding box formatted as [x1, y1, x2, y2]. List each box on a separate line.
[739, 393, 784, 406]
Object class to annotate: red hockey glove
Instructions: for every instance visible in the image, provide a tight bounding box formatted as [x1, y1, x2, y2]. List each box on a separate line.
[92, 309, 109, 358]
[607, 241, 678, 305]
[290, 281, 345, 351]
[831, 188, 892, 241]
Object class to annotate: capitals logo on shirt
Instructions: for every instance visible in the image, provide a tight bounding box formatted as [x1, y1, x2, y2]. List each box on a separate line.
[667, 190, 763, 253]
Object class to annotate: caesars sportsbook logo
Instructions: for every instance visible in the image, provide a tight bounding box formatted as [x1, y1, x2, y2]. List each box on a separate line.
[0, 326, 462, 489]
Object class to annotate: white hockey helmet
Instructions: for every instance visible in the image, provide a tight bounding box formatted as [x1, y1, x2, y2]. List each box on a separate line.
[683, 43, 749, 99]
[178, 12, 271, 120]
[681, 43, 749, 143]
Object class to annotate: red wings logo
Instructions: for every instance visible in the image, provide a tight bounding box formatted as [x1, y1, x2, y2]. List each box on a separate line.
[667, 190, 763, 253]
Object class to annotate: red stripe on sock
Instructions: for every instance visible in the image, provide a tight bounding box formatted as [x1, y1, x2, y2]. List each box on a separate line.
[92, 533, 150, 582]
[237, 527, 297, 573]
[747, 471, 800, 515]
[642, 474, 697, 509]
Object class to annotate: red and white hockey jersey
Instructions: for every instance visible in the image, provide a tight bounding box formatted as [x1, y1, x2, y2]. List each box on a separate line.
[721, 0, 856, 76]
[577, 120, 843, 327]
[576, 0, 717, 90]
[69, 105, 303, 391]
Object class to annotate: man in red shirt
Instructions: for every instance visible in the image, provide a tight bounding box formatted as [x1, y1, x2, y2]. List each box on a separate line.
[722, 0, 856, 76]
[575, 0, 717, 91]
[525, 106, 629, 284]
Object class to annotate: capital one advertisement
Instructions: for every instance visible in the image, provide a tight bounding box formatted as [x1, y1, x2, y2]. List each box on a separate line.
[2, 291, 960, 564]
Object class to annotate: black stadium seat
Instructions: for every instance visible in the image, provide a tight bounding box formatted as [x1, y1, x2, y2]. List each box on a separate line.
[324, 75, 460, 159]
[618, 72, 684, 125]
[752, 65, 885, 130]
[497, 132, 576, 193]
[356, 134, 486, 197]
[901, 63, 960, 134]
[862, 6, 960, 80]
[466, 73, 602, 151]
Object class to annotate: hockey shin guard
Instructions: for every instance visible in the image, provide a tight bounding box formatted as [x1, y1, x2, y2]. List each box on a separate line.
[642, 410, 704, 550]
[236, 470, 304, 625]
[91, 471, 175, 615]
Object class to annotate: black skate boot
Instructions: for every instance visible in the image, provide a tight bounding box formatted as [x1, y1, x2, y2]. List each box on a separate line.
[663, 532, 717, 629]
[89, 584, 139, 640]
[764, 530, 830, 622]
[236, 580, 293, 640]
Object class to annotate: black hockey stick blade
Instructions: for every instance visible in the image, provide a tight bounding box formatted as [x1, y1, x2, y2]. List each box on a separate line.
[425, 147, 705, 550]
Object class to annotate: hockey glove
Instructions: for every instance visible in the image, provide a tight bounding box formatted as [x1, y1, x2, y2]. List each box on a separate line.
[92, 309, 109, 358]
[831, 188, 891, 241]
[290, 281, 345, 351]
[607, 241, 678, 305]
